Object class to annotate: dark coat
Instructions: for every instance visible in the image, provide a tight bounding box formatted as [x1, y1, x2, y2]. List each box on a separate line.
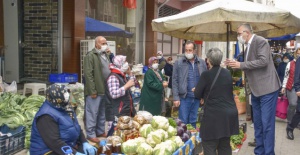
[139, 69, 164, 115]
[194, 66, 239, 141]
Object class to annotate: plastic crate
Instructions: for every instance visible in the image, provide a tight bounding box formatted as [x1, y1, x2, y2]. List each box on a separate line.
[49, 73, 78, 83]
[0, 125, 26, 155]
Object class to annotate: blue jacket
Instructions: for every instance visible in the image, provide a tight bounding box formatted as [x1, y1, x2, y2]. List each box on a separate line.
[30, 101, 81, 155]
[277, 62, 288, 84]
[172, 56, 207, 101]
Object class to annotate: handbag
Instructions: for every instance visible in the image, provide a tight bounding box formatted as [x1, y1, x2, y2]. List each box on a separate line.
[199, 67, 222, 122]
[275, 96, 289, 119]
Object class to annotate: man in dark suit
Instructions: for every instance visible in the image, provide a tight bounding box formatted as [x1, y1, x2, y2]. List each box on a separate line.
[227, 23, 281, 155]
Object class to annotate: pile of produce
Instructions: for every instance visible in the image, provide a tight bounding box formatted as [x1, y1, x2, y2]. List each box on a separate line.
[173, 118, 191, 142]
[119, 115, 185, 155]
[0, 92, 45, 148]
[67, 83, 84, 118]
[230, 128, 245, 150]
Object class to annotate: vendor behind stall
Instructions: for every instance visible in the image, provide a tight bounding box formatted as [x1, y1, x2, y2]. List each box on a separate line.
[106, 55, 136, 118]
[30, 84, 97, 155]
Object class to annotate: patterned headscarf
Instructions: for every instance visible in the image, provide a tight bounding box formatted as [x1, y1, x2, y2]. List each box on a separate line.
[112, 55, 127, 69]
[46, 84, 70, 110]
[148, 56, 158, 67]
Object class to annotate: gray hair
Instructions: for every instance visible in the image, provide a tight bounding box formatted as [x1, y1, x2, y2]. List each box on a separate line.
[238, 23, 253, 34]
[206, 48, 223, 66]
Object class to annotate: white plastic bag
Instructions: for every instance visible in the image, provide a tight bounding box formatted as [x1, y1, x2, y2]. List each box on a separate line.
[4, 81, 17, 93]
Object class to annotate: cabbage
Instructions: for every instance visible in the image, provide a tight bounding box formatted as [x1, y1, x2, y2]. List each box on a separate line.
[139, 124, 153, 138]
[167, 126, 177, 138]
[164, 140, 177, 152]
[121, 139, 138, 154]
[153, 143, 172, 155]
[136, 142, 153, 155]
[154, 129, 169, 141]
[151, 116, 169, 130]
[134, 137, 146, 146]
[181, 132, 190, 142]
[146, 132, 162, 147]
[168, 136, 184, 148]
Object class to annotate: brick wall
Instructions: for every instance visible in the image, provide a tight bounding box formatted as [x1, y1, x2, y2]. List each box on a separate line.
[23, 0, 58, 82]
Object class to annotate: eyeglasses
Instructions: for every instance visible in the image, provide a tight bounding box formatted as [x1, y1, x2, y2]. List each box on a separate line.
[237, 31, 246, 36]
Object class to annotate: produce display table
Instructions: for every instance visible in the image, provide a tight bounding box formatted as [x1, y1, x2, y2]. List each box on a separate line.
[109, 133, 202, 155]
[173, 132, 201, 155]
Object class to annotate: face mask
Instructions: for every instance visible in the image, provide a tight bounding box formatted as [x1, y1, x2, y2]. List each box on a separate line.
[283, 59, 289, 63]
[101, 45, 108, 52]
[282, 51, 286, 54]
[120, 62, 129, 73]
[185, 53, 194, 60]
[237, 35, 246, 44]
[168, 61, 173, 64]
[157, 56, 162, 59]
[64, 92, 70, 103]
[152, 63, 159, 70]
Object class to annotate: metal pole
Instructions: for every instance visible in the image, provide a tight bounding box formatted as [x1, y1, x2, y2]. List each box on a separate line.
[226, 21, 230, 58]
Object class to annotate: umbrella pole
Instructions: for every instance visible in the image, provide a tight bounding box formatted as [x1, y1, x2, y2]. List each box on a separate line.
[226, 22, 230, 58]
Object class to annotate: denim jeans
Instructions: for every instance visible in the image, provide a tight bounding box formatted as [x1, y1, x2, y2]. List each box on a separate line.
[179, 97, 200, 128]
[251, 90, 278, 155]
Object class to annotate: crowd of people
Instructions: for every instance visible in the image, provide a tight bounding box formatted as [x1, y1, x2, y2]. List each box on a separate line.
[28, 23, 300, 155]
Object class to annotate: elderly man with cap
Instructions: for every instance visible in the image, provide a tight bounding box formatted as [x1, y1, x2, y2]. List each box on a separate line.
[30, 84, 97, 155]
[157, 51, 167, 71]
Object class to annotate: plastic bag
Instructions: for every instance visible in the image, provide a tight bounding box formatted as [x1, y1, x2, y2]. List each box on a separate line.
[4, 81, 17, 93]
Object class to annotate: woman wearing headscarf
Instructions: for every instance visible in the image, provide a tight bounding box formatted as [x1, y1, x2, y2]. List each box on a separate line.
[139, 56, 168, 115]
[106, 55, 136, 118]
[30, 84, 96, 155]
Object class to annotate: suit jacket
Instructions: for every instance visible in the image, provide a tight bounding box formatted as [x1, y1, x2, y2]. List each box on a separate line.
[240, 35, 281, 96]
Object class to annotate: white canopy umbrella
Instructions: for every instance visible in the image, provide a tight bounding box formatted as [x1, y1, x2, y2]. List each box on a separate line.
[152, 0, 300, 56]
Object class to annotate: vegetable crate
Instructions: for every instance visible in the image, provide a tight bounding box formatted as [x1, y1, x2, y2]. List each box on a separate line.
[49, 73, 78, 83]
[0, 124, 26, 155]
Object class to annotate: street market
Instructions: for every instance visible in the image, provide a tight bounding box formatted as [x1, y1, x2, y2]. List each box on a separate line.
[0, 0, 300, 155]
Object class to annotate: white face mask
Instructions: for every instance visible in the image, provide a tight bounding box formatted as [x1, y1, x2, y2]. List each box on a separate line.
[185, 53, 194, 60]
[63, 92, 70, 103]
[120, 62, 129, 73]
[237, 35, 246, 44]
[152, 63, 159, 70]
[283, 59, 289, 63]
[101, 45, 108, 52]
[157, 56, 162, 59]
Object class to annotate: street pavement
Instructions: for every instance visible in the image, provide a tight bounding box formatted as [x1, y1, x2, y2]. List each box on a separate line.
[235, 114, 300, 155]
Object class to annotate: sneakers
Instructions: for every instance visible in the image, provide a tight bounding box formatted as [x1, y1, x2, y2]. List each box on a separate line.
[286, 128, 294, 140]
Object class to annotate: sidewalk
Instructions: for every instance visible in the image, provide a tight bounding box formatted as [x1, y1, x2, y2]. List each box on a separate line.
[235, 114, 300, 155]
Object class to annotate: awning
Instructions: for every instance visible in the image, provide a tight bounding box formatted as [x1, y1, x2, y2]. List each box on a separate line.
[85, 17, 133, 38]
[267, 33, 298, 41]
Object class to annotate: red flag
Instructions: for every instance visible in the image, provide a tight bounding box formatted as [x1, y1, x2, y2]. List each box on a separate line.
[194, 40, 203, 45]
[123, 0, 136, 9]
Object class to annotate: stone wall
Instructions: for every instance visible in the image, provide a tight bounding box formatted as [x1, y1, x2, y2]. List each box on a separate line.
[23, 0, 58, 82]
